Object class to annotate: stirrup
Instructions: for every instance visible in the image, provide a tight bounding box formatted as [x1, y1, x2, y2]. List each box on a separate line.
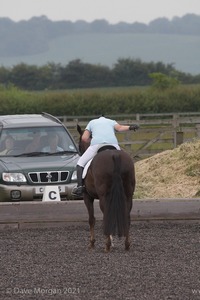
[72, 186, 85, 196]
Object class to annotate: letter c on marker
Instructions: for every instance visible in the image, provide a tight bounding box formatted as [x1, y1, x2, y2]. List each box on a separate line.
[49, 191, 56, 200]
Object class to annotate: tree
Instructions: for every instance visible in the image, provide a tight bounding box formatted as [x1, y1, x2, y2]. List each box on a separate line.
[149, 72, 180, 90]
[113, 58, 150, 86]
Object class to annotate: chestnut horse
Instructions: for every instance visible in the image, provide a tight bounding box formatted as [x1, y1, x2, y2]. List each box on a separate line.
[77, 125, 136, 252]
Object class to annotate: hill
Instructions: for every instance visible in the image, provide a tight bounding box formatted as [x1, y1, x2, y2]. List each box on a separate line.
[134, 139, 200, 199]
[0, 14, 200, 74]
[1, 33, 200, 75]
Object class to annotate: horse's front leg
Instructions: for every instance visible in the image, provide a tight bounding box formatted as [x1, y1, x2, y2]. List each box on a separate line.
[89, 216, 95, 249]
[105, 235, 112, 253]
[125, 212, 131, 250]
[84, 194, 95, 249]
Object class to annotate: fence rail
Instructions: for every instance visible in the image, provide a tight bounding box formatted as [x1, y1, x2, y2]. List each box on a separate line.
[58, 113, 200, 160]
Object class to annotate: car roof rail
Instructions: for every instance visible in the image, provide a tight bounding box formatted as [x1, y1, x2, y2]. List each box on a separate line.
[42, 112, 62, 124]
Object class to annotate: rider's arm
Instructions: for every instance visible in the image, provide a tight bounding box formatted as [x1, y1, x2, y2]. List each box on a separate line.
[82, 129, 91, 142]
[115, 123, 139, 132]
[114, 124, 130, 132]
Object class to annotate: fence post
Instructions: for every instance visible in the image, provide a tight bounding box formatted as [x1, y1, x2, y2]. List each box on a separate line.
[136, 114, 140, 121]
[196, 124, 200, 138]
[173, 113, 181, 147]
[175, 131, 184, 147]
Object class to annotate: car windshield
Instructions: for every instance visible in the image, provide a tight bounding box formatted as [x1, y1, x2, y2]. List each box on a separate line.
[0, 126, 78, 156]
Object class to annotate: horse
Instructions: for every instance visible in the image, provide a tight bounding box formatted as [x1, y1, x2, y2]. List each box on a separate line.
[77, 124, 136, 252]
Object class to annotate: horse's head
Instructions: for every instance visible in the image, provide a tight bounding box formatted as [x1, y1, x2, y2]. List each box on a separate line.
[77, 124, 91, 155]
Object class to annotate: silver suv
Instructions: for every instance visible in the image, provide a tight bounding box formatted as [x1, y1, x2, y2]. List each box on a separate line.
[0, 113, 80, 201]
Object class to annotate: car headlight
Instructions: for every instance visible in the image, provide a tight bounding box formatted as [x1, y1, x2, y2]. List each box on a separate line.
[71, 170, 77, 181]
[2, 173, 27, 182]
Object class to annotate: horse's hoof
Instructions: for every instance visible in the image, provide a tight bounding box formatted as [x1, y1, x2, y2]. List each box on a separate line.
[104, 245, 111, 253]
[125, 244, 130, 251]
[88, 244, 94, 250]
[104, 248, 110, 253]
[88, 240, 95, 249]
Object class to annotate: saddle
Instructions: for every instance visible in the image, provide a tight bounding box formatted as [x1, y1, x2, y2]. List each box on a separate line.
[97, 145, 117, 153]
[82, 145, 117, 179]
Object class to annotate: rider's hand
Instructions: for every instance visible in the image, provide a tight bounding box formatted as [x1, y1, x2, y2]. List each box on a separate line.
[129, 124, 139, 131]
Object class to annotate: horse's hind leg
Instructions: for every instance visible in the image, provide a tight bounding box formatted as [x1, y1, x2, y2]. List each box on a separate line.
[110, 235, 114, 247]
[84, 195, 95, 249]
[125, 233, 130, 250]
[105, 235, 112, 252]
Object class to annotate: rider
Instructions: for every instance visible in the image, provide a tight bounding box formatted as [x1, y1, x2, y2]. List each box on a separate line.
[72, 115, 139, 196]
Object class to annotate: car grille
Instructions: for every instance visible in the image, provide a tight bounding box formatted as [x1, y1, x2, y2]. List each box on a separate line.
[28, 171, 69, 183]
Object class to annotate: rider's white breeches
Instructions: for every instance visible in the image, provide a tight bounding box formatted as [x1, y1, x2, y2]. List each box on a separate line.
[77, 144, 120, 167]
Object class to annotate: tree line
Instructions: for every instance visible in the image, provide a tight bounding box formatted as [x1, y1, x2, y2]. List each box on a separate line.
[0, 58, 200, 91]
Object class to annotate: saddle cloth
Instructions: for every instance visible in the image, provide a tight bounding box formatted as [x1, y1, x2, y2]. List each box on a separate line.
[82, 159, 92, 179]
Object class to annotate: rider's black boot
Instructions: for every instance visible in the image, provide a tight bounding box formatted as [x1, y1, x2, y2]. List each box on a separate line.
[72, 166, 84, 196]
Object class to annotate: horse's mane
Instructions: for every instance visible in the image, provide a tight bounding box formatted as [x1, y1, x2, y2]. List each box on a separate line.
[77, 124, 91, 154]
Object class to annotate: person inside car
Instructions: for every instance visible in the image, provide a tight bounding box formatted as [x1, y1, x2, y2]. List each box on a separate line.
[42, 133, 63, 153]
[0, 136, 15, 155]
[25, 132, 41, 153]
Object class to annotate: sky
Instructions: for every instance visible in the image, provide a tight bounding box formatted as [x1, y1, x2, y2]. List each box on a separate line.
[1, 0, 200, 24]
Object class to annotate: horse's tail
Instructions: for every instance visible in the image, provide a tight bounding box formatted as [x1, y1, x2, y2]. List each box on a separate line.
[103, 153, 128, 237]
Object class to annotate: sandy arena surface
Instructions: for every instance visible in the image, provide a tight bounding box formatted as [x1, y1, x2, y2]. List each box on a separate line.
[0, 221, 200, 300]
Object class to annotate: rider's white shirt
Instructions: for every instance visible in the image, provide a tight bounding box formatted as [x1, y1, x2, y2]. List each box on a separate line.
[78, 117, 120, 168]
[86, 116, 118, 145]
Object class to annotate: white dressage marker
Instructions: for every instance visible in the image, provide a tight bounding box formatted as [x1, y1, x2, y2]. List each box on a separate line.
[42, 186, 61, 201]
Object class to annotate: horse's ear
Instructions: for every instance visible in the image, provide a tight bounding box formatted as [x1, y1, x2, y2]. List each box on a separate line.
[77, 124, 83, 136]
